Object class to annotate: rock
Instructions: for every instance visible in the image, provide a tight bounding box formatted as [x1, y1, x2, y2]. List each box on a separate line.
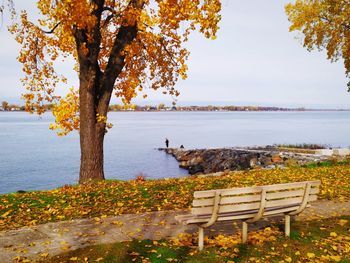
[260, 156, 272, 165]
[249, 157, 258, 167]
[271, 155, 282, 163]
[179, 161, 188, 168]
[188, 164, 204, 174]
[160, 147, 335, 175]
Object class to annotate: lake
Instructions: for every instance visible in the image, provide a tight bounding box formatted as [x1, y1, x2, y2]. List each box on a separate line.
[0, 111, 349, 194]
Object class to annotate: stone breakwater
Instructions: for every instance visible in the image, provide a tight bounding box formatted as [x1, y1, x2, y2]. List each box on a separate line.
[160, 148, 330, 175]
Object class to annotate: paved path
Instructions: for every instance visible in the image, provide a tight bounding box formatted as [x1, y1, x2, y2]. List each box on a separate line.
[1, 200, 350, 262]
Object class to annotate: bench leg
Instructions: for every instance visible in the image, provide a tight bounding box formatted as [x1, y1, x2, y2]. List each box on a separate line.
[198, 227, 204, 251]
[285, 214, 290, 237]
[242, 221, 248, 243]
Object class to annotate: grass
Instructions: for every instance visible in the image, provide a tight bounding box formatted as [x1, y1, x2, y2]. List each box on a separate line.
[1, 162, 350, 231]
[41, 216, 350, 263]
[302, 160, 350, 168]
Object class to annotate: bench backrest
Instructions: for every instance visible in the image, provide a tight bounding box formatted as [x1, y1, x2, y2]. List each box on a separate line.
[192, 180, 321, 216]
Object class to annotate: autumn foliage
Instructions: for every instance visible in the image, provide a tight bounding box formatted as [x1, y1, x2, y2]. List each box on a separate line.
[3, 0, 222, 182]
[286, 0, 350, 86]
[8, 0, 221, 135]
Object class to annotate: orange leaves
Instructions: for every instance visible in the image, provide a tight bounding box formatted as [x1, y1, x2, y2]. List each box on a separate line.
[9, 0, 221, 135]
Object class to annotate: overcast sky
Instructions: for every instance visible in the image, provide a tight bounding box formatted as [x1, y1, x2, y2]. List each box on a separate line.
[0, 0, 349, 108]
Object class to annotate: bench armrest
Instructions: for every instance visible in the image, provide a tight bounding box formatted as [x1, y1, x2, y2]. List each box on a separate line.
[200, 191, 221, 228]
[288, 182, 311, 216]
[246, 189, 267, 223]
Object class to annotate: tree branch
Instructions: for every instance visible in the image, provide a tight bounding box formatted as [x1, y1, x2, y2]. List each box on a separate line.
[98, 0, 144, 115]
[159, 37, 177, 66]
[42, 22, 61, 34]
[139, 23, 178, 66]
[320, 15, 350, 31]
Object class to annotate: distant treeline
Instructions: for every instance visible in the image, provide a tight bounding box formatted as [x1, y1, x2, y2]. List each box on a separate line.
[1, 100, 347, 112]
[0, 101, 54, 111]
[108, 104, 308, 112]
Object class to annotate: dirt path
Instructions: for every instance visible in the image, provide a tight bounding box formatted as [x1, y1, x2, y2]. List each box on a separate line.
[1, 200, 349, 262]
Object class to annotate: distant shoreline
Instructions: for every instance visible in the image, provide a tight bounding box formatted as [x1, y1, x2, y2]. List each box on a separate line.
[2, 101, 350, 112]
[1, 109, 350, 112]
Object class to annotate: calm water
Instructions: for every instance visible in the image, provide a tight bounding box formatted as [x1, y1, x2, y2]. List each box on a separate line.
[0, 111, 349, 194]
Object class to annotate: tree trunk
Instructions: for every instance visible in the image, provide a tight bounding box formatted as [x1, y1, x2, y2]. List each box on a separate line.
[79, 123, 105, 183]
[74, 0, 139, 183]
[78, 63, 106, 183]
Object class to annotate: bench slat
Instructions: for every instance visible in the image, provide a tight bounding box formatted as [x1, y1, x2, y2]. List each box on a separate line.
[192, 188, 319, 207]
[193, 194, 261, 207]
[192, 194, 317, 215]
[266, 187, 319, 200]
[193, 180, 320, 198]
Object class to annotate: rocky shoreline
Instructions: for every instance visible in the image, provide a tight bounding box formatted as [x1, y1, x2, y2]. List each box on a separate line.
[160, 147, 333, 175]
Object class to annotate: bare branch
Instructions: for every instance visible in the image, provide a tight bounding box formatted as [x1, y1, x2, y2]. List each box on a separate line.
[42, 22, 61, 34]
[159, 37, 177, 66]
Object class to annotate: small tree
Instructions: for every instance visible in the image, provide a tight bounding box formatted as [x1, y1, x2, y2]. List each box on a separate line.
[286, 0, 350, 89]
[157, 103, 165, 110]
[1, 101, 9, 111]
[3, 0, 221, 183]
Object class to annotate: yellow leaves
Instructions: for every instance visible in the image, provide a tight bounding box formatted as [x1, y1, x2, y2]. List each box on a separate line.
[330, 232, 338, 237]
[40, 252, 49, 257]
[96, 114, 107, 124]
[96, 114, 113, 131]
[338, 219, 348, 226]
[1, 210, 12, 218]
[171, 233, 193, 247]
[307, 252, 315, 258]
[50, 88, 79, 136]
[1, 164, 350, 233]
[208, 234, 240, 249]
[330, 255, 342, 262]
[13, 256, 31, 263]
[285, 0, 350, 77]
[10, 0, 221, 135]
[248, 227, 280, 245]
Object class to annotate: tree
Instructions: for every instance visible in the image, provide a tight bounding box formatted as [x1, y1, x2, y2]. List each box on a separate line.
[157, 103, 165, 110]
[285, 0, 350, 89]
[3, 0, 221, 183]
[1, 101, 9, 111]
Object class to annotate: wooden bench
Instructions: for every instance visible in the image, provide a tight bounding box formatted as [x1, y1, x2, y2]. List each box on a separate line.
[176, 180, 321, 250]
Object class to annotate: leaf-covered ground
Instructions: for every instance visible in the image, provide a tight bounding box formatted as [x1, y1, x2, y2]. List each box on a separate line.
[1, 163, 350, 231]
[39, 215, 350, 263]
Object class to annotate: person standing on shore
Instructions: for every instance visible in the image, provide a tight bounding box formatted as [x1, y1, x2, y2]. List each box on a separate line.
[165, 138, 169, 148]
